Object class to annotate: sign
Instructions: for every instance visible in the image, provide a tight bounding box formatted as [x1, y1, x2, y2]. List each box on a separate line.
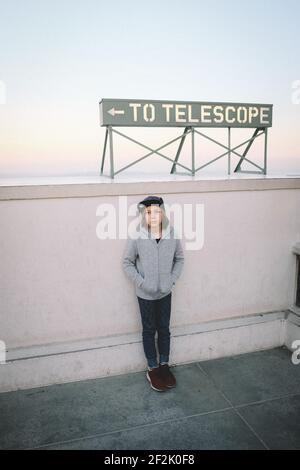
[99, 99, 273, 128]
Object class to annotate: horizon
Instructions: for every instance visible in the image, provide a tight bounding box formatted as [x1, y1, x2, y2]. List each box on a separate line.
[0, 0, 299, 178]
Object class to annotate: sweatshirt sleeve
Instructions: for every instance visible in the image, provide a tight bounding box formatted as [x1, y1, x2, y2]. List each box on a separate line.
[122, 238, 144, 288]
[171, 238, 184, 284]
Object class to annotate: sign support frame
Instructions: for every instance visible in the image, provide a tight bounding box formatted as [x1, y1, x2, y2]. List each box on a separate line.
[100, 124, 268, 178]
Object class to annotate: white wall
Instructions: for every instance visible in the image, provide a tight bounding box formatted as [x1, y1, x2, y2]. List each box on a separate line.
[0, 177, 300, 350]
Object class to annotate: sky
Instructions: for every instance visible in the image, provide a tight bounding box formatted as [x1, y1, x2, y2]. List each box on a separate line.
[0, 0, 299, 177]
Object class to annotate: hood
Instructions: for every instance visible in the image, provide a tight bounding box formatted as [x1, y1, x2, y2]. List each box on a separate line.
[137, 197, 172, 240]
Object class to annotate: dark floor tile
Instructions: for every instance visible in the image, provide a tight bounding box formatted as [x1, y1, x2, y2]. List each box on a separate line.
[199, 346, 300, 406]
[0, 363, 228, 449]
[237, 394, 300, 449]
[39, 409, 265, 450]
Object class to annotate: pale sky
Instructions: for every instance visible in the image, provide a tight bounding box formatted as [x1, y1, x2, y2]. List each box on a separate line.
[0, 0, 299, 177]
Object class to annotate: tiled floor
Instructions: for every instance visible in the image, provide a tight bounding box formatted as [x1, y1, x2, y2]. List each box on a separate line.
[1, 346, 300, 450]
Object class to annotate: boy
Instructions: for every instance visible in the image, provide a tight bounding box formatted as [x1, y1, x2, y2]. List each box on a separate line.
[122, 195, 184, 392]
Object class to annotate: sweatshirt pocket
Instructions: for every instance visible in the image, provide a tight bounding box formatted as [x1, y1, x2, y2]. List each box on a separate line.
[139, 273, 157, 294]
[159, 272, 173, 293]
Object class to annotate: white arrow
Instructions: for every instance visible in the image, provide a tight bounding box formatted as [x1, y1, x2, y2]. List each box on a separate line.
[108, 107, 125, 117]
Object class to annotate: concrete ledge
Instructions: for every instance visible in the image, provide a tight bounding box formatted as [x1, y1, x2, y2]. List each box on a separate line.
[0, 309, 294, 393]
[0, 175, 300, 201]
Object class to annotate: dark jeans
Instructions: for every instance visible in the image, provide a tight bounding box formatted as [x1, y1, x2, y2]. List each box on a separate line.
[137, 292, 172, 368]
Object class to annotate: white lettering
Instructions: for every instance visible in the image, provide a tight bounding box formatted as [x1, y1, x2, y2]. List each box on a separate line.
[175, 104, 187, 122]
[162, 104, 174, 122]
[237, 106, 247, 123]
[260, 107, 270, 125]
[249, 106, 259, 123]
[188, 104, 199, 123]
[143, 103, 155, 122]
[201, 105, 212, 123]
[213, 105, 224, 123]
[129, 103, 141, 122]
[225, 106, 236, 124]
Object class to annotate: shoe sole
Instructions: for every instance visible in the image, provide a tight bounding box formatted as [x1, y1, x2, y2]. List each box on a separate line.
[146, 372, 169, 392]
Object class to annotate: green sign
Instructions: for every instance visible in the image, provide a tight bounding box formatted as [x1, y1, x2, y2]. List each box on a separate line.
[99, 99, 273, 128]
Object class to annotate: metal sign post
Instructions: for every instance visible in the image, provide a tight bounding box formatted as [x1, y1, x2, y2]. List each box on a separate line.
[99, 98, 273, 178]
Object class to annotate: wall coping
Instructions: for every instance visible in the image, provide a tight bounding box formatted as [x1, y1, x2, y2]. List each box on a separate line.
[0, 175, 300, 201]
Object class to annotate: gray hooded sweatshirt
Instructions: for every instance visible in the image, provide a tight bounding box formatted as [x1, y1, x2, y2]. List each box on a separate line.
[122, 198, 184, 300]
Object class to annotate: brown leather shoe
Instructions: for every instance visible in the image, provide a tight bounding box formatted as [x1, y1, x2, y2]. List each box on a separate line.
[158, 364, 177, 388]
[146, 367, 169, 392]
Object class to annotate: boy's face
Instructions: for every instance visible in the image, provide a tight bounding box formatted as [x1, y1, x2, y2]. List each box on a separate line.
[145, 205, 162, 229]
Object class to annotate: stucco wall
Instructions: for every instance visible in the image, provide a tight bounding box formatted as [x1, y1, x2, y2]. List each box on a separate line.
[1, 177, 299, 349]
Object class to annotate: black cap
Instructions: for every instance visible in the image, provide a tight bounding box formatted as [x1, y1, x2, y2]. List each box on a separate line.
[138, 195, 164, 208]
